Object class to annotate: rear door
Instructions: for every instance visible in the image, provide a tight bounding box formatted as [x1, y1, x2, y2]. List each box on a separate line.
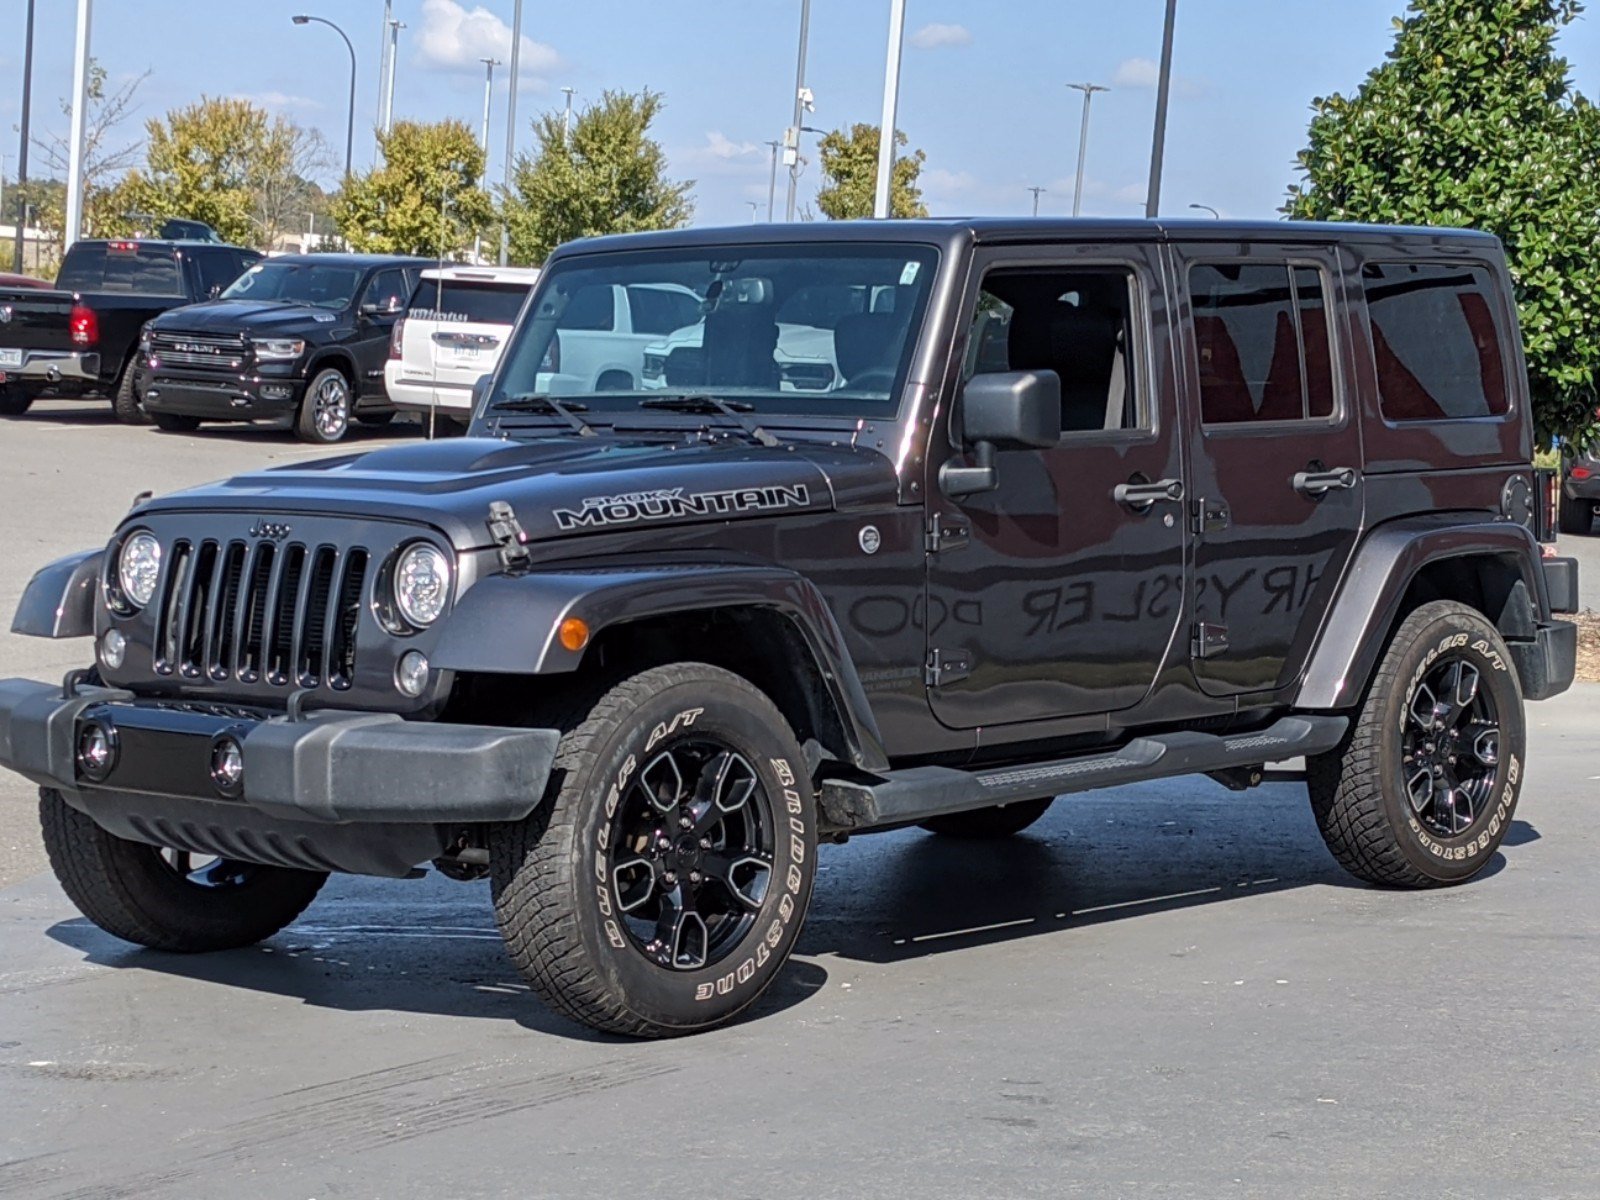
[1169, 241, 1365, 696]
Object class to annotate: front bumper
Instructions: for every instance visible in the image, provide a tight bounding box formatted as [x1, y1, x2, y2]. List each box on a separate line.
[141, 369, 305, 419]
[0, 676, 560, 874]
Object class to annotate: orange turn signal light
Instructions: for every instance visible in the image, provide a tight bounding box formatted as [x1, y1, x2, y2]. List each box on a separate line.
[559, 616, 591, 652]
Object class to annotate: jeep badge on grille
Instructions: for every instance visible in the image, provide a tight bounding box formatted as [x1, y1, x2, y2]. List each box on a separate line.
[248, 520, 292, 541]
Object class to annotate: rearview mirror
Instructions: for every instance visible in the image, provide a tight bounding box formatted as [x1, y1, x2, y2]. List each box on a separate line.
[940, 370, 1061, 497]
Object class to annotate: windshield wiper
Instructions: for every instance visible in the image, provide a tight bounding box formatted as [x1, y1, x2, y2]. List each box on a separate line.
[638, 394, 779, 447]
[489, 394, 597, 437]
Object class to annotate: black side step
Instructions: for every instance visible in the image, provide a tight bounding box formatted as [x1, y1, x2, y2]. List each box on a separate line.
[818, 715, 1348, 833]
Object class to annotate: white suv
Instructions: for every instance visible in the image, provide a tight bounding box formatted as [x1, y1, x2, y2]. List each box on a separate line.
[386, 266, 540, 425]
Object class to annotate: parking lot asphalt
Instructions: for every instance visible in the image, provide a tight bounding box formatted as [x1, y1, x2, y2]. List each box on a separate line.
[2, 401, 1600, 1198]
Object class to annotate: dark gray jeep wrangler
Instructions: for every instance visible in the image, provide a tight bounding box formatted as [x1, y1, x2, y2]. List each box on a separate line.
[0, 219, 1579, 1037]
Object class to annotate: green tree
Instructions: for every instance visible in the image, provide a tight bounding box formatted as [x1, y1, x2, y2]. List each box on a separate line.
[114, 97, 329, 247]
[505, 89, 692, 265]
[1284, 0, 1600, 443]
[331, 119, 494, 258]
[815, 124, 927, 220]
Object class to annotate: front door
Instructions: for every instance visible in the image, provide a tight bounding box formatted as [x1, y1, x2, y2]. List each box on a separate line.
[924, 245, 1187, 731]
[1169, 242, 1365, 696]
[355, 267, 409, 396]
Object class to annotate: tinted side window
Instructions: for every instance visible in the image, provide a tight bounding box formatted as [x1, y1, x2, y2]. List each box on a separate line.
[99, 246, 183, 295]
[966, 266, 1143, 434]
[1189, 262, 1334, 425]
[193, 250, 242, 299]
[407, 280, 531, 325]
[55, 244, 108, 291]
[360, 269, 408, 313]
[1363, 261, 1507, 421]
[559, 284, 615, 331]
[627, 285, 701, 335]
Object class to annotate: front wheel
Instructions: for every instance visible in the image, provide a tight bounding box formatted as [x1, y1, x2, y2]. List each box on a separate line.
[296, 367, 353, 443]
[39, 788, 327, 951]
[110, 358, 151, 425]
[1307, 601, 1525, 888]
[491, 664, 817, 1037]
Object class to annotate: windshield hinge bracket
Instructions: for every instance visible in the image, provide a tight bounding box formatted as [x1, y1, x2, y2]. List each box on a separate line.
[486, 500, 532, 572]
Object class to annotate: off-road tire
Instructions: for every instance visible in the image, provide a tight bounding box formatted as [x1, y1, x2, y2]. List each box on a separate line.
[0, 384, 32, 416]
[491, 663, 817, 1038]
[39, 788, 328, 952]
[1307, 601, 1525, 888]
[920, 798, 1054, 839]
[152, 412, 200, 433]
[1559, 496, 1591, 536]
[110, 358, 151, 425]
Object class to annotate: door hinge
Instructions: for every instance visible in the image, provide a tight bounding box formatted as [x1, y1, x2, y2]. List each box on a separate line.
[924, 512, 970, 554]
[1191, 622, 1229, 659]
[925, 648, 972, 687]
[1191, 498, 1229, 536]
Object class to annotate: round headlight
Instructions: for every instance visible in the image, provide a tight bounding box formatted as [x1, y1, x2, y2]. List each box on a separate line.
[117, 532, 162, 608]
[393, 543, 450, 627]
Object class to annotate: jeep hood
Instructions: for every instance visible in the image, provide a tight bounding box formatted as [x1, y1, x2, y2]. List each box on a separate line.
[131, 435, 899, 551]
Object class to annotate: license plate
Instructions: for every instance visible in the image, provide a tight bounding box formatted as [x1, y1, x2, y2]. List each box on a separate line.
[448, 345, 481, 361]
[0, 348, 21, 368]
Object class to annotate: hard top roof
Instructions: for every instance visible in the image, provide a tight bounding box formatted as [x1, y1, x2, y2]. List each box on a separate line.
[262, 253, 435, 268]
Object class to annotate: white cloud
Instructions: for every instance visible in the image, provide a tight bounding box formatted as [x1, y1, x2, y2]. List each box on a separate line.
[909, 23, 972, 50]
[414, 0, 562, 89]
[702, 131, 760, 160]
[1111, 56, 1208, 97]
[233, 91, 322, 112]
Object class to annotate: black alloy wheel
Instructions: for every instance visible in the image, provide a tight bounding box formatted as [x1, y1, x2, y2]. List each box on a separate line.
[1399, 655, 1501, 839]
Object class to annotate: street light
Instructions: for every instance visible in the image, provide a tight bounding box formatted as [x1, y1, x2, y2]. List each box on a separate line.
[764, 139, 781, 221]
[292, 15, 356, 182]
[1027, 186, 1046, 217]
[561, 87, 576, 144]
[1188, 203, 1219, 219]
[1067, 82, 1108, 218]
[872, 0, 908, 219]
[783, 0, 813, 222]
[382, 19, 405, 133]
[12, 0, 35, 273]
[479, 58, 500, 159]
[1145, 0, 1179, 217]
[500, 0, 525, 265]
[747, 201, 759, 223]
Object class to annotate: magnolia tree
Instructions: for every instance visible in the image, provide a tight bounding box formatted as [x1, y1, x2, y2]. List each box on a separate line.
[1284, 0, 1600, 443]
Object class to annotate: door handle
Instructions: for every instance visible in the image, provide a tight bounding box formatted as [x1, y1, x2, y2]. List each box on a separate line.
[1292, 466, 1359, 497]
[1113, 477, 1185, 510]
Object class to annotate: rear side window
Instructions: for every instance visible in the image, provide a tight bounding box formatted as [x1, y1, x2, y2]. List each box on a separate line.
[1362, 262, 1508, 421]
[193, 250, 244, 299]
[407, 280, 531, 325]
[56, 243, 182, 296]
[1189, 262, 1336, 425]
[627, 285, 701, 335]
[559, 284, 615, 331]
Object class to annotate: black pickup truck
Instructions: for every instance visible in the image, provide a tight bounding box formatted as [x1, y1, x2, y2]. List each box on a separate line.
[0, 239, 261, 422]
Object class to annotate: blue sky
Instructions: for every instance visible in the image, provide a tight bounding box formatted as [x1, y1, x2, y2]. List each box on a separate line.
[4, 0, 1600, 228]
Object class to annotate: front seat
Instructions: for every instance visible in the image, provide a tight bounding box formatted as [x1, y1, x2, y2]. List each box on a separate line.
[832, 312, 901, 388]
[1006, 301, 1122, 432]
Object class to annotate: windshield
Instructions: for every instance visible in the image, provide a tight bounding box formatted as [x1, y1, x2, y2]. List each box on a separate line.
[487, 243, 939, 421]
[221, 261, 362, 309]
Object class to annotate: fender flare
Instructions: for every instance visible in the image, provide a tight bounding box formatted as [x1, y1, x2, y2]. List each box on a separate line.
[1296, 515, 1551, 709]
[304, 349, 362, 394]
[432, 563, 889, 771]
[12, 548, 102, 639]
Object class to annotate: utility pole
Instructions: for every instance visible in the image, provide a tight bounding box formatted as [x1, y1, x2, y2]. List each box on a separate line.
[500, 0, 524, 265]
[376, 0, 393, 145]
[1067, 82, 1108, 218]
[764, 139, 781, 221]
[382, 19, 404, 134]
[562, 87, 576, 144]
[1027, 186, 1046, 217]
[783, 0, 812, 222]
[872, 0, 907, 219]
[1145, 0, 1178, 218]
[12, 0, 35, 272]
[63, 0, 92, 248]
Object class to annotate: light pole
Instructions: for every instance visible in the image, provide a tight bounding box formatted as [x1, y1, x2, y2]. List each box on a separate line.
[293, 16, 356, 182]
[382, 19, 405, 133]
[872, 0, 907, 219]
[500, 0, 525, 265]
[747, 201, 759, 223]
[562, 87, 576, 144]
[63, 0, 92, 247]
[1145, 0, 1179, 217]
[376, 0, 393, 141]
[1188, 203, 1219, 219]
[1067, 82, 1108, 218]
[764, 139, 781, 221]
[783, 0, 812, 222]
[12, 0, 35, 273]
[1027, 185, 1046, 217]
[479, 58, 500, 158]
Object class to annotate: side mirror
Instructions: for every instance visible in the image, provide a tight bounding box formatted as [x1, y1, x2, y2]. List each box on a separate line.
[940, 370, 1061, 497]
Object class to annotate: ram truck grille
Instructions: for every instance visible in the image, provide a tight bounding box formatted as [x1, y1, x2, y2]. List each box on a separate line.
[148, 331, 249, 373]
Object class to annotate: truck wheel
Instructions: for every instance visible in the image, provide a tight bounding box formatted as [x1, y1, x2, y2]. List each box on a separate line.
[1559, 496, 1591, 535]
[491, 663, 817, 1037]
[296, 368, 352, 443]
[110, 359, 151, 425]
[0, 384, 31, 416]
[152, 413, 200, 433]
[920, 798, 1053, 839]
[38, 788, 327, 952]
[1307, 600, 1525, 888]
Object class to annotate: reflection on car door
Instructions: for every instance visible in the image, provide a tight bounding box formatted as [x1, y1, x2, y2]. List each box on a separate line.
[355, 268, 409, 396]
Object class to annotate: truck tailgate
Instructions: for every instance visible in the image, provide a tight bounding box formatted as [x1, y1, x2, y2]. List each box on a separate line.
[0, 289, 77, 355]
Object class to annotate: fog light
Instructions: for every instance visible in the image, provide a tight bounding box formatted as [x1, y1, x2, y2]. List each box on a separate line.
[100, 628, 126, 670]
[260, 383, 293, 401]
[396, 649, 430, 697]
[76, 722, 116, 782]
[210, 736, 244, 798]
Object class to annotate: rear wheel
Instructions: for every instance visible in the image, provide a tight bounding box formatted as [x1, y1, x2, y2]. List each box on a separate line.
[296, 367, 353, 443]
[110, 358, 151, 425]
[152, 412, 200, 433]
[39, 788, 327, 951]
[491, 663, 817, 1037]
[1307, 601, 1524, 888]
[1559, 496, 1592, 535]
[921, 798, 1054, 839]
[0, 384, 31, 416]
